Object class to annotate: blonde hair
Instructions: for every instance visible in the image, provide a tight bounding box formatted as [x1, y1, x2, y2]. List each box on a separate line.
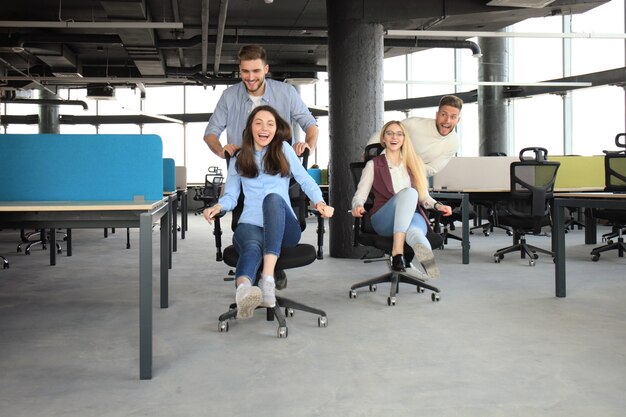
[379, 121, 429, 204]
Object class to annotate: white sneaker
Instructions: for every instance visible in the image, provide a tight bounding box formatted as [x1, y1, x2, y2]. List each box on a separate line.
[258, 276, 276, 307]
[405, 263, 429, 280]
[412, 244, 440, 279]
[235, 285, 262, 319]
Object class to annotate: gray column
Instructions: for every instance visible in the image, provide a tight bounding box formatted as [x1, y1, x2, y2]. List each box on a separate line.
[326, 1, 384, 258]
[38, 89, 60, 133]
[478, 35, 508, 156]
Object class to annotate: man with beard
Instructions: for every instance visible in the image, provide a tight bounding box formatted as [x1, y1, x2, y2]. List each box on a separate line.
[366, 95, 463, 177]
[203, 44, 318, 159]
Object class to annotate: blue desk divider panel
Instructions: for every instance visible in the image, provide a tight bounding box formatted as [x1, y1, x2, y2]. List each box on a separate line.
[163, 158, 176, 192]
[0, 134, 163, 201]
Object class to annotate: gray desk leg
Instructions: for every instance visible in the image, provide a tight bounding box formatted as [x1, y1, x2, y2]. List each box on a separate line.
[461, 194, 470, 264]
[172, 195, 178, 253]
[49, 228, 56, 266]
[181, 191, 188, 239]
[66, 229, 72, 256]
[168, 196, 173, 269]
[139, 212, 153, 380]
[161, 206, 170, 309]
[584, 209, 597, 244]
[554, 203, 566, 298]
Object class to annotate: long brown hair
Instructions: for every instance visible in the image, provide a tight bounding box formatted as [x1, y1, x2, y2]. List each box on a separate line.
[379, 120, 429, 204]
[235, 105, 291, 178]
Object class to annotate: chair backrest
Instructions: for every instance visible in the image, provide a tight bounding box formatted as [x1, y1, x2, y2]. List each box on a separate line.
[508, 147, 560, 218]
[226, 149, 310, 233]
[604, 133, 626, 192]
[364, 143, 384, 162]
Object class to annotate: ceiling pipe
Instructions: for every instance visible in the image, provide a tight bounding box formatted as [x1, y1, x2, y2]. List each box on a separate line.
[214, 0, 230, 75]
[170, 0, 185, 65]
[0, 21, 183, 29]
[201, 0, 210, 75]
[389, 38, 482, 57]
[386, 29, 626, 39]
[0, 98, 88, 110]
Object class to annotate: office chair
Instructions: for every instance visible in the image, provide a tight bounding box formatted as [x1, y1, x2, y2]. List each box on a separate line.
[348, 147, 442, 306]
[194, 166, 224, 216]
[590, 133, 626, 261]
[213, 149, 328, 338]
[17, 228, 65, 255]
[493, 147, 560, 266]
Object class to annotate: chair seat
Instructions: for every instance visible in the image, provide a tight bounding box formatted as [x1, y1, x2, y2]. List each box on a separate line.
[497, 214, 551, 231]
[594, 209, 626, 223]
[222, 243, 318, 270]
[358, 231, 443, 253]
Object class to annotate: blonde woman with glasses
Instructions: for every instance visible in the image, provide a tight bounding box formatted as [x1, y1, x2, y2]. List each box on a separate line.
[351, 121, 452, 278]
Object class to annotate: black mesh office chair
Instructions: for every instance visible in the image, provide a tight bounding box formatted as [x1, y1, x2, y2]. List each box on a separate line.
[493, 147, 560, 266]
[214, 150, 327, 338]
[348, 145, 442, 306]
[590, 133, 626, 261]
[193, 166, 224, 216]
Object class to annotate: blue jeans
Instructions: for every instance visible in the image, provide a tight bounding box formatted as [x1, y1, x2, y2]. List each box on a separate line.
[232, 193, 301, 284]
[370, 187, 431, 249]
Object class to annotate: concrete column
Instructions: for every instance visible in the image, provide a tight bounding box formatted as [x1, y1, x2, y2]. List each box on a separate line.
[38, 89, 60, 133]
[326, 1, 384, 258]
[478, 35, 508, 156]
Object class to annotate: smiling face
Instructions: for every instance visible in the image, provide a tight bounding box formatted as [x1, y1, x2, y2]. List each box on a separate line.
[382, 123, 405, 151]
[435, 104, 461, 136]
[251, 110, 277, 150]
[239, 58, 269, 96]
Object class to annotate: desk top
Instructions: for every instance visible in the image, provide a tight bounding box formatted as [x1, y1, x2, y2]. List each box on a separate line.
[432, 186, 604, 194]
[554, 192, 626, 199]
[0, 199, 166, 212]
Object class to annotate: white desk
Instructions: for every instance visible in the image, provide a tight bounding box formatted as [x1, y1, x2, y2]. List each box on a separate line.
[0, 198, 170, 379]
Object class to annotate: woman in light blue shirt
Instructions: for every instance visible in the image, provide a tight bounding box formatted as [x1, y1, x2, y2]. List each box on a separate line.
[203, 105, 334, 320]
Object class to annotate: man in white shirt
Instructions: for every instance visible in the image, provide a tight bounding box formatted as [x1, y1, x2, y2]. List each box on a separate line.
[367, 95, 463, 176]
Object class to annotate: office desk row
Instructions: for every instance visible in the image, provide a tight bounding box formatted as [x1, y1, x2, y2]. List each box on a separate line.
[0, 198, 172, 380]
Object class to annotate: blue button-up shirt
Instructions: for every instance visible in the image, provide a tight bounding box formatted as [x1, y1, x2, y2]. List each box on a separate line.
[204, 79, 318, 146]
[218, 142, 324, 227]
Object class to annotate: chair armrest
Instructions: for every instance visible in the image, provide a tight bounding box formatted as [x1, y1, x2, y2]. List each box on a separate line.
[308, 207, 326, 259]
[211, 210, 226, 262]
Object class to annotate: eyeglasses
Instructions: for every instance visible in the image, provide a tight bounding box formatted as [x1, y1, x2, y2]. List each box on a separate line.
[384, 130, 405, 138]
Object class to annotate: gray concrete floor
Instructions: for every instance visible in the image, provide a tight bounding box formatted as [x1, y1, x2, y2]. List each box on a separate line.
[1, 214, 625, 417]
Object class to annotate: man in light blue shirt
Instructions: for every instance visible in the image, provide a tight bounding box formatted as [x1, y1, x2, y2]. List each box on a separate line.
[203, 44, 318, 159]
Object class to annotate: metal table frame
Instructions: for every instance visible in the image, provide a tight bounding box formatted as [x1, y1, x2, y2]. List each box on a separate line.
[553, 192, 626, 298]
[0, 198, 171, 379]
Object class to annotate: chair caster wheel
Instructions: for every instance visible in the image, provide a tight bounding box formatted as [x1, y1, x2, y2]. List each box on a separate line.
[494, 256, 501, 263]
[431, 293, 440, 302]
[387, 297, 396, 306]
[591, 254, 600, 262]
[529, 259, 536, 267]
[369, 284, 377, 292]
[533, 254, 539, 259]
[285, 308, 294, 317]
[318, 316, 328, 327]
[218, 321, 229, 332]
[417, 287, 425, 293]
[277, 326, 288, 338]
[349, 290, 357, 299]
